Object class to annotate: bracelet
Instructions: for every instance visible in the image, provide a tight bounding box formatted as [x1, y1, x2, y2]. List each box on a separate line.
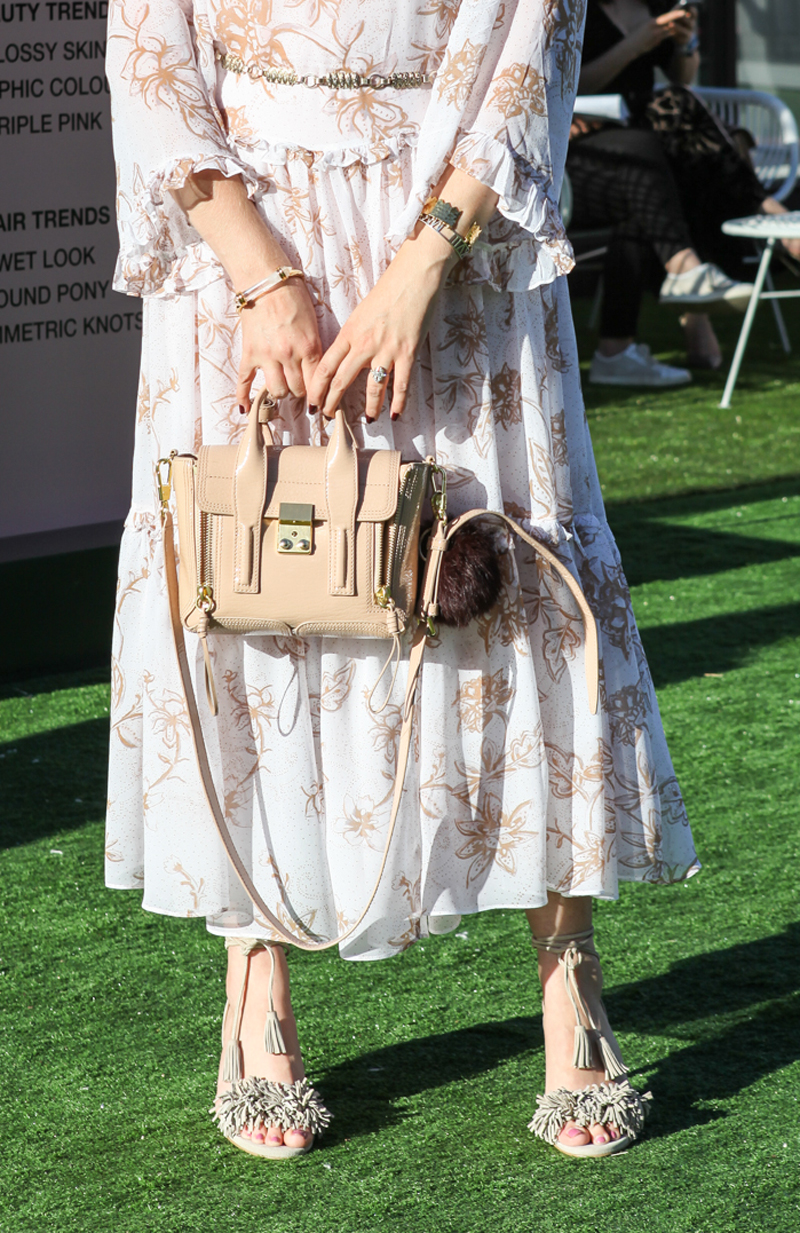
[418, 196, 481, 260]
[234, 266, 304, 313]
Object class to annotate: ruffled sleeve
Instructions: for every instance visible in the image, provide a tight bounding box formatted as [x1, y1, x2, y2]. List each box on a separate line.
[107, 0, 258, 296]
[387, 0, 587, 284]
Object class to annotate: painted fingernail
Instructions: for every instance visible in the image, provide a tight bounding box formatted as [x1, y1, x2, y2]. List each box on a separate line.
[308, 404, 319, 414]
[391, 413, 399, 422]
[238, 404, 246, 414]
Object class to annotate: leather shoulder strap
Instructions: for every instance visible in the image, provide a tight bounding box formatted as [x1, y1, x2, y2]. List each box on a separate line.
[420, 510, 599, 714]
[162, 509, 424, 951]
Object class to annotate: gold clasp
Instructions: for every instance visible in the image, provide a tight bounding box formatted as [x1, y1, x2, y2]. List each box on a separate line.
[276, 503, 313, 554]
[430, 462, 447, 522]
[196, 583, 215, 614]
[374, 584, 391, 608]
[155, 454, 175, 514]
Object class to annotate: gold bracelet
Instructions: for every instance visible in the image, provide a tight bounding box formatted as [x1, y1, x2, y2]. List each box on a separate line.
[418, 197, 481, 260]
[234, 266, 304, 313]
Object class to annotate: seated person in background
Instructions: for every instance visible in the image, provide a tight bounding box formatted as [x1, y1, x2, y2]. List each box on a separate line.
[569, 0, 797, 387]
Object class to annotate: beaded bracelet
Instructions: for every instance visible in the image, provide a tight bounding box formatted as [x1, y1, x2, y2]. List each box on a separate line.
[234, 266, 305, 313]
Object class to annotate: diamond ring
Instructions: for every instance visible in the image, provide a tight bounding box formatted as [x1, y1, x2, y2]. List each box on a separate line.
[370, 366, 388, 384]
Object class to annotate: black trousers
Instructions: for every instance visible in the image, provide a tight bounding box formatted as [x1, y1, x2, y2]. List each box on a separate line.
[567, 121, 766, 338]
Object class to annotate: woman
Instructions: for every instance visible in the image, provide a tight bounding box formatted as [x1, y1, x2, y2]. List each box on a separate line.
[569, 0, 792, 382]
[105, 0, 699, 1159]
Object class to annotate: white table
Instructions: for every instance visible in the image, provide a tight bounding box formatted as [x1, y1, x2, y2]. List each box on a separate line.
[719, 211, 800, 408]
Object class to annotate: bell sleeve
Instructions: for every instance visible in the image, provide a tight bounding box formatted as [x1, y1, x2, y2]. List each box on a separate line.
[107, 0, 259, 296]
[388, 0, 587, 286]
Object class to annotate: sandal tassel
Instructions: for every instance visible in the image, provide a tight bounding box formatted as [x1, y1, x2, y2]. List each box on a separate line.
[597, 1032, 628, 1081]
[572, 1024, 597, 1070]
[222, 1039, 244, 1083]
[263, 942, 288, 1055]
[264, 1010, 287, 1056]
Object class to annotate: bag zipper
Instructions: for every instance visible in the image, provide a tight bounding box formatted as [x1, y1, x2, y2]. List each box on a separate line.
[385, 462, 430, 600]
[194, 464, 215, 614]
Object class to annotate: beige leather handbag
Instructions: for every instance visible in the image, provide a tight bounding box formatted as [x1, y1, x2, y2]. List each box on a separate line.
[166, 390, 431, 710]
[157, 393, 599, 951]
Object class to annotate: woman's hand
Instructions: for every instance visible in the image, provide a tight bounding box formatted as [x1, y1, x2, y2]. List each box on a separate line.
[236, 280, 323, 408]
[308, 164, 498, 422]
[626, 10, 692, 57]
[308, 226, 454, 422]
[169, 169, 323, 407]
[667, 6, 698, 47]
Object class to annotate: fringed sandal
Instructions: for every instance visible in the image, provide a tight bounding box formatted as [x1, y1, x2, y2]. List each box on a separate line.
[528, 929, 652, 1158]
[211, 938, 332, 1159]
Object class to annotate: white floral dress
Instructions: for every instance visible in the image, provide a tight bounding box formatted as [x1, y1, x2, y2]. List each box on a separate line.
[104, 0, 699, 959]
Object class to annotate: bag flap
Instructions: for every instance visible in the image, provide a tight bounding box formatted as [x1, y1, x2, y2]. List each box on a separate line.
[196, 442, 401, 522]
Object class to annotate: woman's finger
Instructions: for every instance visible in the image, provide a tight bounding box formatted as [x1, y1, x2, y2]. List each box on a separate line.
[301, 353, 321, 412]
[261, 359, 290, 401]
[319, 348, 364, 420]
[364, 363, 391, 422]
[283, 357, 306, 399]
[389, 356, 413, 421]
[235, 363, 257, 411]
[307, 337, 351, 411]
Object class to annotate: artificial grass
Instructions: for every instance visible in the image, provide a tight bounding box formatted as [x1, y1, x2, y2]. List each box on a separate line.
[2, 297, 800, 1233]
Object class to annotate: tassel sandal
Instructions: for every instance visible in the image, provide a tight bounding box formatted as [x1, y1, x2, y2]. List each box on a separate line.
[211, 938, 332, 1159]
[527, 929, 651, 1158]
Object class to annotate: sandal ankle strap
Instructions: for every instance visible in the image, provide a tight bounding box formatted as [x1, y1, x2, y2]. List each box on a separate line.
[530, 928, 627, 1082]
[529, 927, 597, 956]
[222, 939, 287, 1083]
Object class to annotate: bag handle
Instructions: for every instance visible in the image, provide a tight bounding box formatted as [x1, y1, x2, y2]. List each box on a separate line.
[160, 492, 599, 950]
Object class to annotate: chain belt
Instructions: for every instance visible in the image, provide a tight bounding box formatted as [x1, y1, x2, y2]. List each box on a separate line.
[215, 50, 436, 91]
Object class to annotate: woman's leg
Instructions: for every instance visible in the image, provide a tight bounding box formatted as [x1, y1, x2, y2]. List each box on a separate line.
[216, 940, 311, 1149]
[526, 893, 623, 1149]
[570, 129, 722, 364]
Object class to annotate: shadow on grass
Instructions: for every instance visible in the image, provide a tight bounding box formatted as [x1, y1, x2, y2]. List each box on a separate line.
[318, 924, 800, 1145]
[316, 1013, 541, 1144]
[641, 601, 799, 686]
[607, 477, 800, 588]
[0, 717, 109, 848]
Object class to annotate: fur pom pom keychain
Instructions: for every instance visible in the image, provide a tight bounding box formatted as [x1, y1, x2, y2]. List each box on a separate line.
[426, 520, 503, 627]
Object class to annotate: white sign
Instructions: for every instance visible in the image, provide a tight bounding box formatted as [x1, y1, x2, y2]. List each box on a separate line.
[0, 0, 140, 551]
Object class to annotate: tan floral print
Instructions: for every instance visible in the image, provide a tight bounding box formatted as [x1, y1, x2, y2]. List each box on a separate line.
[488, 61, 546, 124]
[454, 798, 537, 887]
[436, 39, 486, 108]
[104, 0, 698, 955]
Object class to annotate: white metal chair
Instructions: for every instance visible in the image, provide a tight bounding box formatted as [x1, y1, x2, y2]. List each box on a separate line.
[564, 87, 800, 333]
[692, 86, 799, 202]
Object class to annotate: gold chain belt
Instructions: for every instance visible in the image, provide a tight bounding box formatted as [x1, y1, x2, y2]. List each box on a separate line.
[215, 50, 436, 90]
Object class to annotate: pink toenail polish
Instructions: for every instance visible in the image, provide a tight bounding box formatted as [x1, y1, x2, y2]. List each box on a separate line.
[567, 1127, 584, 1138]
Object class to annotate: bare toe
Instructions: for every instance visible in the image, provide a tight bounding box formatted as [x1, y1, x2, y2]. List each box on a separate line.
[283, 1127, 313, 1149]
[558, 1121, 591, 1148]
[588, 1121, 610, 1145]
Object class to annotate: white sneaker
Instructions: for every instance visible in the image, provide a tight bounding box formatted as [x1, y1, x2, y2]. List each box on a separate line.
[659, 262, 754, 312]
[589, 343, 691, 387]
